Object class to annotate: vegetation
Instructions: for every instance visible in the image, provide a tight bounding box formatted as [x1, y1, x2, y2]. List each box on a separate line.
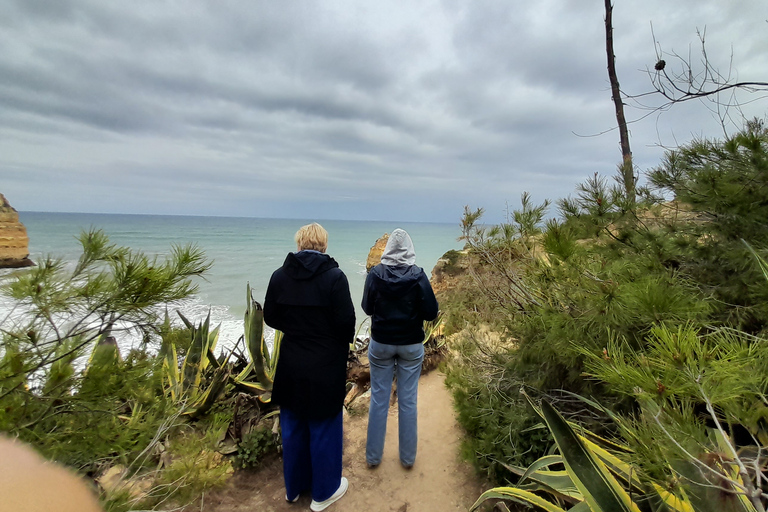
[439, 249, 464, 276]
[444, 120, 768, 509]
[161, 310, 231, 419]
[472, 395, 765, 512]
[0, 230, 210, 471]
[233, 283, 282, 401]
[0, 232, 286, 510]
[235, 425, 280, 469]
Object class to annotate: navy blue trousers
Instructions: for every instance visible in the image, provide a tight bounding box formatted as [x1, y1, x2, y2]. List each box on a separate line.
[280, 407, 343, 502]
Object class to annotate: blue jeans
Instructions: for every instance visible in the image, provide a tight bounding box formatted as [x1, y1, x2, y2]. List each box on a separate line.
[280, 407, 343, 502]
[366, 339, 424, 466]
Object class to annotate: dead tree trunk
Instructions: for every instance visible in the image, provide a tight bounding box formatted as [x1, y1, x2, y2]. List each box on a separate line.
[604, 0, 634, 203]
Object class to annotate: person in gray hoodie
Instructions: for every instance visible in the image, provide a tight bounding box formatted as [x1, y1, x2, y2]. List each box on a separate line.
[362, 228, 439, 469]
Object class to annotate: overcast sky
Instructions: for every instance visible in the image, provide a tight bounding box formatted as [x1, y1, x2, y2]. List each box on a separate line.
[1, 1, 766, 223]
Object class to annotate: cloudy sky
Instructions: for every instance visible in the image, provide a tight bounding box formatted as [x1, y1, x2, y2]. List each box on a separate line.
[1, 1, 766, 223]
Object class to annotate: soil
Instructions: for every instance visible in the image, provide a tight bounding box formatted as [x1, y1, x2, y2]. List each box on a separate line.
[199, 371, 488, 512]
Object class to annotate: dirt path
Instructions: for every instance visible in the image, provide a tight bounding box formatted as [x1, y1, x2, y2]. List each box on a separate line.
[201, 371, 487, 512]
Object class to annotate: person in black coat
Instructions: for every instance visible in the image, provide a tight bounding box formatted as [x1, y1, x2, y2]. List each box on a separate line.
[362, 228, 439, 469]
[264, 223, 355, 511]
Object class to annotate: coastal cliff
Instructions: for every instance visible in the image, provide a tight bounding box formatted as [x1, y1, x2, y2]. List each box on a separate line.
[429, 249, 468, 296]
[0, 194, 34, 268]
[365, 233, 389, 272]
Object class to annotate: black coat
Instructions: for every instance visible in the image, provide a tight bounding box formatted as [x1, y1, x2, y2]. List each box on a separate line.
[264, 251, 355, 419]
[362, 264, 439, 345]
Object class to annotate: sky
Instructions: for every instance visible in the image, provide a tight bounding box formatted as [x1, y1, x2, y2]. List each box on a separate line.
[1, 1, 766, 224]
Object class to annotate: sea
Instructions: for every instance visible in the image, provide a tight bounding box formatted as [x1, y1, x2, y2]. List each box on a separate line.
[4, 212, 462, 353]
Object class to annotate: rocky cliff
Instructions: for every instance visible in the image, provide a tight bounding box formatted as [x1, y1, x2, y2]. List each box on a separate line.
[365, 233, 389, 272]
[0, 194, 34, 268]
[429, 249, 469, 296]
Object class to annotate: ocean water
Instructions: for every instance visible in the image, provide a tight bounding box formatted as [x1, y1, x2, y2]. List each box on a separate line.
[6, 212, 462, 351]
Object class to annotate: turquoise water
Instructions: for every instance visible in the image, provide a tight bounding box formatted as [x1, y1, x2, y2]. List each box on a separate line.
[12, 212, 462, 349]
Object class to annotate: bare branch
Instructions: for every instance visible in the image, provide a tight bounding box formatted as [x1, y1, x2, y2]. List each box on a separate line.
[626, 24, 768, 134]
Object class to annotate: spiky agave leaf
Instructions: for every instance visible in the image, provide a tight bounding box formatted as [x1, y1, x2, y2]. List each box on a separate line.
[541, 400, 641, 512]
[516, 455, 563, 479]
[515, 471, 582, 504]
[422, 314, 444, 344]
[475, 399, 642, 512]
[244, 283, 271, 390]
[267, 330, 283, 380]
[501, 455, 582, 504]
[180, 311, 209, 395]
[162, 339, 180, 401]
[523, 393, 643, 493]
[185, 364, 231, 418]
[651, 483, 695, 512]
[470, 487, 568, 512]
[505, 458, 581, 504]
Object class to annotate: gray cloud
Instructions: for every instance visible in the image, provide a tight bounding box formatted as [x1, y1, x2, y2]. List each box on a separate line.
[1, 0, 766, 223]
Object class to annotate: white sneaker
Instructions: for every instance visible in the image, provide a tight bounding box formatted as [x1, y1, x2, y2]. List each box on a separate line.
[309, 477, 348, 511]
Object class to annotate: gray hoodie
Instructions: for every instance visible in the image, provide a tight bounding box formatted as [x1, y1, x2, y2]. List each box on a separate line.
[380, 228, 416, 266]
[362, 228, 439, 345]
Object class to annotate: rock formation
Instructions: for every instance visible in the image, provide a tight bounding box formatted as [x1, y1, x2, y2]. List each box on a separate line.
[0, 194, 34, 268]
[430, 249, 471, 298]
[365, 233, 389, 272]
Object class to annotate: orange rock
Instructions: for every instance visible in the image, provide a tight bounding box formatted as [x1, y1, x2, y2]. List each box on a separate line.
[0, 193, 33, 268]
[365, 233, 389, 272]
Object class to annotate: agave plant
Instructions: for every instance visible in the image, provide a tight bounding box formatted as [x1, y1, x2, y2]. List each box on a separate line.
[161, 310, 230, 418]
[471, 398, 763, 512]
[233, 283, 282, 403]
[472, 398, 643, 512]
[351, 318, 370, 351]
[423, 313, 445, 348]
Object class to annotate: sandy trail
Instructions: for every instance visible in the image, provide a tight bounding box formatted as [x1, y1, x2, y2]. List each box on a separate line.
[200, 371, 486, 512]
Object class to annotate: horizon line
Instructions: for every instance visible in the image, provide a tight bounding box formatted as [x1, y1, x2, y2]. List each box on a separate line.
[18, 210, 458, 226]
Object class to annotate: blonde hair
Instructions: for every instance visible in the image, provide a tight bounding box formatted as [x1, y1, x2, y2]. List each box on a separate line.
[295, 223, 328, 252]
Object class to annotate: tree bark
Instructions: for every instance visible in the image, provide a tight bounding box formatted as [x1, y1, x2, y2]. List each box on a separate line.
[604, 0, 634, 202]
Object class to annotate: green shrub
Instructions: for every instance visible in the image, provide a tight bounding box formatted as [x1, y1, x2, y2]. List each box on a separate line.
[235, 426, 280, 469]
[445, 331, 552, 481]
[444, 122, 768, 487]
[7, 348, 175, 473]
[440, 249, 464, 276]
[153, 431, 233, 506]
[647, 121, 768, 332]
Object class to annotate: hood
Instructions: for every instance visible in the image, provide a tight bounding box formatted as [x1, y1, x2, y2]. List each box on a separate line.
[371, 261, 423, 295]
[282, 250, 338, 280]
[381, 229, 416, 266]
